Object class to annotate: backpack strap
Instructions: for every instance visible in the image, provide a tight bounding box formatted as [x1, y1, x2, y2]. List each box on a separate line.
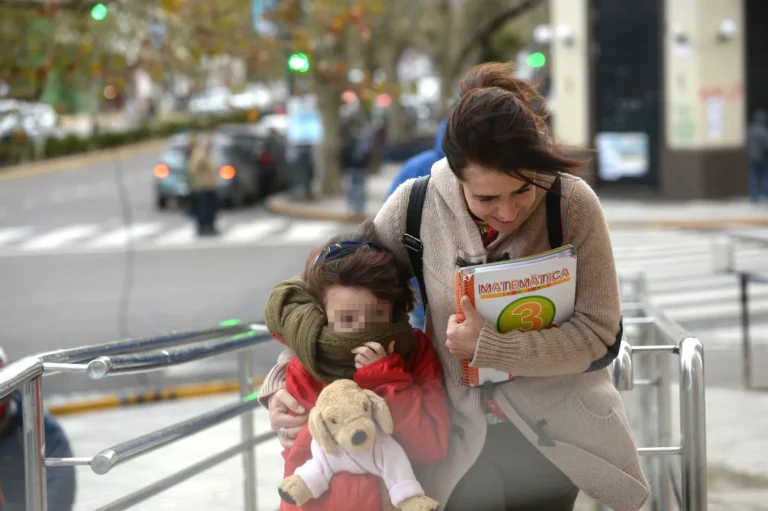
[403, 175, 431, 307]
[545, 174, 563, 249]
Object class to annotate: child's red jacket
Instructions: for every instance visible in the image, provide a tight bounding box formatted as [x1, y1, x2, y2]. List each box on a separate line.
[278, 329, 451, 511]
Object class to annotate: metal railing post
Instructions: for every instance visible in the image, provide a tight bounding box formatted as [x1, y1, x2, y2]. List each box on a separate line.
[238, 349, 257, 511]
[22, 377, 47, 511]
[739, 273, 753, 390]
[679, 337, 707, 511]
[654, 327, 672, 511]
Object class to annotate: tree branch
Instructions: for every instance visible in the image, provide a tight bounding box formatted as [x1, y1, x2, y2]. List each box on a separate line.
[451, 0, 544, 77]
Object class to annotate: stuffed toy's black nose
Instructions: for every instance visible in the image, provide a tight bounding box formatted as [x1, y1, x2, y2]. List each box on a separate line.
[352, 431, 367, 445]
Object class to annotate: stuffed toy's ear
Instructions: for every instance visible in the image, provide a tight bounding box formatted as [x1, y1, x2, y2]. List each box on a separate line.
[308, 407, 337, 455]
[363, 389, 393, 435]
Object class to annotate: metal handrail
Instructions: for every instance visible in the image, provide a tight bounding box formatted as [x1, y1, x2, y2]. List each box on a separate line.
[0, 322, 259, 401]
[607, 271, 708, 511]
[88, 395, 263, 475]
[86, 325, 269, 379]
[0, 320, 274, 511]
[712, 233, 768, 390]
[39, 322, 258, 364]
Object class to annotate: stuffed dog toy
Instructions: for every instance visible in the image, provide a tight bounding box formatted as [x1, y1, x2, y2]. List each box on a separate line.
[278, 379, 439, 511]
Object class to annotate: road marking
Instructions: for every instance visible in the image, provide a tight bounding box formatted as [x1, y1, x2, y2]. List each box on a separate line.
[87, 222, 163, 248]
[0, 227, 32, 246]
[280, 221, 341, 244]
[154, 225, 195, 245]
[20, 224, 99, 250]
[222, 218, 286, 243]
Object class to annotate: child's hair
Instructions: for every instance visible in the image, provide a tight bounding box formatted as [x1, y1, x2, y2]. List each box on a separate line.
[302, 220, 415, 322]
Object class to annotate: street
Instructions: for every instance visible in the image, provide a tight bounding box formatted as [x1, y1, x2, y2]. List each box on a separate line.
[0, 146, 351, 396]
[1, 145, 767, 397]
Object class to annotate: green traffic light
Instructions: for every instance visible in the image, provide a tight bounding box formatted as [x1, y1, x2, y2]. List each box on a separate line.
[91, 3, 108, 20]
[288, 53, 310, 73]
[527, 52, 546, 68]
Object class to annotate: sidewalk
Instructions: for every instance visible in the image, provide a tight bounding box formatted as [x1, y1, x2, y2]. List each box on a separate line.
[266, 164, 768, 229]
[56, 385, 768, 510]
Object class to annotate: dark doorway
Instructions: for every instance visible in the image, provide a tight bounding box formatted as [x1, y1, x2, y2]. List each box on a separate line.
[746, 0, 768, 122]
[590, 0, 662, 188]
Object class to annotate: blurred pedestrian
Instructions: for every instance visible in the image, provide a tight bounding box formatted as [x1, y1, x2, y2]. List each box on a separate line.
[747, 109, 768, 203]
[385, 117, 447, 331]
[341, 114, 375, 219]
[187, 133, 220, 236]
[287, 143, 314, 201]
[0, 348, 76, 511]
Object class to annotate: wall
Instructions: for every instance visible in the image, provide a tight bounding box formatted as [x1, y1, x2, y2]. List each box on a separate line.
[549, 0, 589, 148]
[662, 0, 747, 198]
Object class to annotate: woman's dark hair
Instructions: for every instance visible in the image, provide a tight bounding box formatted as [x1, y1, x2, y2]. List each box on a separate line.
[302, 220, 415, 322]
[441, 61, 586, 184]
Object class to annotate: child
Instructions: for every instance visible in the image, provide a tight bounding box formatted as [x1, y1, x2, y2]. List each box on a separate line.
[264, 221, 451, 511]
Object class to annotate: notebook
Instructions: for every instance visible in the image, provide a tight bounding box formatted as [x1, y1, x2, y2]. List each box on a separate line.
[454, 245, 578, 386]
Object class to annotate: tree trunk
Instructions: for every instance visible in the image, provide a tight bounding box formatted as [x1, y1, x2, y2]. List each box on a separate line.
[438, 68, 455, 118]
[315, 79, 345, 196]
[380, 44, 408, 145]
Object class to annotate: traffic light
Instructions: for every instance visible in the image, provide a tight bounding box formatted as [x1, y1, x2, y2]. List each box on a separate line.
[91, 3, 108, 20]
[287, 53, 310, 73]
[527, 52, 546, 68]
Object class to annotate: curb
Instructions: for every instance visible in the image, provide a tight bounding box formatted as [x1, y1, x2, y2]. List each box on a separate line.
[268, 195, 768, 230]
[0, 138, 167, 183]
[609, 218, 768, 230]
[266, 195, 371, 223]
[46, 377, 264, 416]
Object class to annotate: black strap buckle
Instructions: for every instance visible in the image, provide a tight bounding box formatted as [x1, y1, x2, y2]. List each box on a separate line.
[402, 233, 423, 254]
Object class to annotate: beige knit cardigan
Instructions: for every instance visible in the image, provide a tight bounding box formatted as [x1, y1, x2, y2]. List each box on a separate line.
[259, 159, 651, 511]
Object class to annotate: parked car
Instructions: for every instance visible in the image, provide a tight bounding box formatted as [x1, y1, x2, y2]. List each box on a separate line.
[215, 123, 291, 197]
[152, 127, 289, 210]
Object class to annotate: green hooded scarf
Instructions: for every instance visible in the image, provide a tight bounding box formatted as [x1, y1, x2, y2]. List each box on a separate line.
[264, 277, 416, 384]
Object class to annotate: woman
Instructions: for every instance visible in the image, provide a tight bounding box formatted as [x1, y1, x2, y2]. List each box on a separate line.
[261, 61, 651, 511]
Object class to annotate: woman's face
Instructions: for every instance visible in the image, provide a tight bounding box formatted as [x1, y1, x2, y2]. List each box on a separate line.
[324, 285, 392, 333]
[460, 164, 538, 234]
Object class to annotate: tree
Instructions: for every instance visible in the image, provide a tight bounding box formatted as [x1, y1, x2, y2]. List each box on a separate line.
[414, 0, 546, 114]
[0, 0, 262, 114]
[362, 0, 424, 144]
[265, 0, 393, 196]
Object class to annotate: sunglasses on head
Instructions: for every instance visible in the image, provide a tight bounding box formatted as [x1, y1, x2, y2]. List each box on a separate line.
[312, 240, 383, 269]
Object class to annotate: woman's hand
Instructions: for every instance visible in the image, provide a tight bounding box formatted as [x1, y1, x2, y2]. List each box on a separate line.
[352, 341, 395, 369]
[268, 389, 308, 450]
[446, 296, 484, 360]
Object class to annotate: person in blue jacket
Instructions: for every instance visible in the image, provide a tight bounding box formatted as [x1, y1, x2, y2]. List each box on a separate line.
[385, 117, 447, 331]
[0, 351, 76, 511]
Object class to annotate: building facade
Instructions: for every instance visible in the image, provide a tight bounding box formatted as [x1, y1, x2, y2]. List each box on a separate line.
[548, 0, 764, 199]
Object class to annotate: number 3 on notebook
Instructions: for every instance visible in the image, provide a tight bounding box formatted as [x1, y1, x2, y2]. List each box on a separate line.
[496, 296, 556, 333]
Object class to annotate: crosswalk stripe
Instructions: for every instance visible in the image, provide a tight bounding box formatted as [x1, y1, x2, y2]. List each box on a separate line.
[653, 296, 768, 323]
[153, 225, 195, 246]
[0, 227, 32, 246]
[651, 284, 768, 308]
[20, 224, 99, 250]
[694, 322, 768, 347]
[279, 221, 341, 244]
[222, 218, 286, 243]
[87, 223, 163, 248]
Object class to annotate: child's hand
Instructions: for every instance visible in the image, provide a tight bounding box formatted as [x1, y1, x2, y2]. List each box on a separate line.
[352, 341, 395, 369]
